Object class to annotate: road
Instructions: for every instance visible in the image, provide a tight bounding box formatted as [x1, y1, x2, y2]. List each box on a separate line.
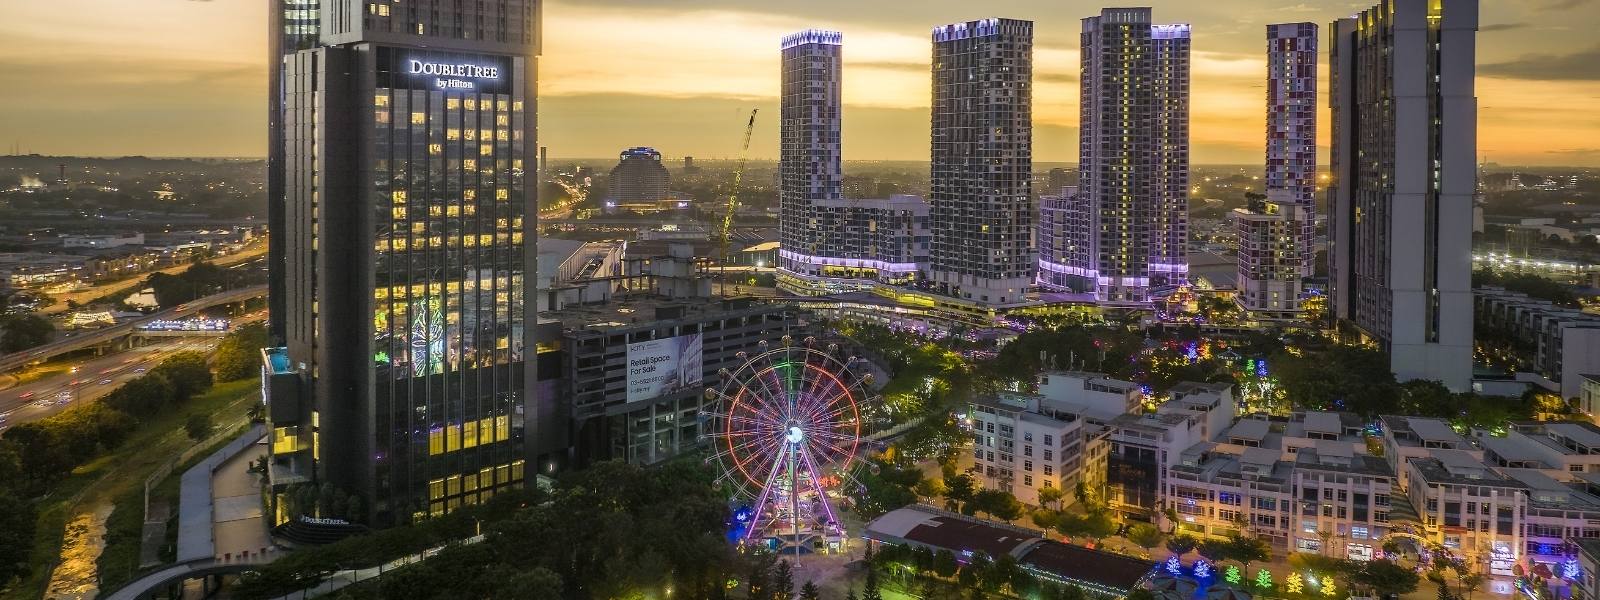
[0, 337, 221, 433]
[0, 284, 266, 374]
[38, 240, 267, 315]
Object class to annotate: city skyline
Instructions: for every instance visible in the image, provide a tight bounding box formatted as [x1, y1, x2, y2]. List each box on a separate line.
[1, 0, 1598, 165]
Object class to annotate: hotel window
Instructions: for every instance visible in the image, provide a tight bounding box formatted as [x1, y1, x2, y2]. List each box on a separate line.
[410, 112, 426, 125]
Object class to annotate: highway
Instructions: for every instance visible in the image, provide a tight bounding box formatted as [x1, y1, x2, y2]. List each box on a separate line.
[38, 240, 267, 315]
[0, 337, 222, 433]
[0, 284, 266, 374]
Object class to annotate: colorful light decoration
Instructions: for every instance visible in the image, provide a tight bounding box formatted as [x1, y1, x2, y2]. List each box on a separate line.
[1256, 568, 1274, 589]
[1166, 556, 1183, 575]
[704, 341, 866, 553]
[1226, 566, 1242, 585]
[1286, 572, 1304, 594]
[409, 296, 445, 376]
[1323, 579, 1338, 597]
[1564, 557, 1582, 580]
[1193, 559, 1212, 579]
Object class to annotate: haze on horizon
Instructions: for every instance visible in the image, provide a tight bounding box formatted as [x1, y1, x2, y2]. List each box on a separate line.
[1, 0, 1598, 166]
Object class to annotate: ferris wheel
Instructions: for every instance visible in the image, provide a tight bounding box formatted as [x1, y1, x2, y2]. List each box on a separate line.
[703, 336, 873, 554]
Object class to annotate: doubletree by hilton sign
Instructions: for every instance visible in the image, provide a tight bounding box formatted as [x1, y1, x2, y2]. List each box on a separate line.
[408, 60, 499, 90]
[380, 48, 513, 94]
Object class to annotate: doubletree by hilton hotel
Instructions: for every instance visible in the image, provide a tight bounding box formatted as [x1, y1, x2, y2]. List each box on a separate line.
[266, 0, 542, 526]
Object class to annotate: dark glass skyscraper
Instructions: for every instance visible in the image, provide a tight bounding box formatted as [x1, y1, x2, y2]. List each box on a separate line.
[271, 0, 541, 525]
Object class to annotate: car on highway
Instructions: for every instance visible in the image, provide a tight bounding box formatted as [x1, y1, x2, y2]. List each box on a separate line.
[134, 367, 147, 374]
[70, 379, 86, 386]
[56, 391, 72, 405]
[99, 379, 113, 385]
[18, 391, 34, 400]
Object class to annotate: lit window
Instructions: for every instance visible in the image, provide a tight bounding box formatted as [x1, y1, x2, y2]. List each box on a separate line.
[410, 112, 426, 125]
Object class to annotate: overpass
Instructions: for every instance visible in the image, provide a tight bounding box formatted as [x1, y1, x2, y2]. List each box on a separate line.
[0, 285, 265, 374]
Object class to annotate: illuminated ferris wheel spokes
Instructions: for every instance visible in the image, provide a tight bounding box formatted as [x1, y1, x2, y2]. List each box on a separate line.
[702, 336, 874, 553]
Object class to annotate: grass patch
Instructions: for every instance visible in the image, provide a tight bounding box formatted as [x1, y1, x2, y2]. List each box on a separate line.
[97, 421, 247, 591]
[1, 378, 260, 600]
[11, 363, 70, 386]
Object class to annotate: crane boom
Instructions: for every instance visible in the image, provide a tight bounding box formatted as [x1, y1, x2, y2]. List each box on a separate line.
[720, 109, 758, 288]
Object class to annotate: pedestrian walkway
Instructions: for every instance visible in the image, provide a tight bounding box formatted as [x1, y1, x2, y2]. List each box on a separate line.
[214, 444, 272, 562]
[177, 424, 264, 563]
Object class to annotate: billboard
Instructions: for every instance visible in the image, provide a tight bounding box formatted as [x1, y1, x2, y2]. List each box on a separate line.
[626, 334, 703, 402]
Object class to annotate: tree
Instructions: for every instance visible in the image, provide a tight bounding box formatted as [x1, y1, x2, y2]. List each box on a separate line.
[862, 563, 884, 600]
[496, 567, 562, 600]
[1351, 560, 1421, 598]
[0, 314, 53, 353]
[1037, 486, 1065, 510]
[185, 412, 213, 441]
[972, 489, 1023, 522]
[945, 473, 976, 509]
[747, 556, 773, 600]
[1228, 536, 1271, 571]
[1399, 379, 1456, 418]
[0, 491, 37, 587]
[150, 351, 214, 402]
[1286, 572, 1305, 594]
[1127, 589, 1157, 600]
[1196, 539, 1230, 563]
[799, 582, 821, 600]
[1127, 523, 1164, 553]
[215, 322, 272, 381]
[773, 560, 795, 600]
[934, 549, 960, 578]
[914, 477, 947, 502]
[1166, 535, 1198, 556]
[1256, 568, 1274, 590]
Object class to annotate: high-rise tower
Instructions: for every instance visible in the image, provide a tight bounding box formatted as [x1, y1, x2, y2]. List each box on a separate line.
[1042, 8, 1189, 304]
[1267, 22, 1318, 276]
[270, 0, 542, 525]
[777, 29, 845, 286]
[1329, 0, 1476, 390]
[776, 30, 930, 295]
[929, 18, 1034, 306]
[268, 0, 322, 344]
[1236, 22, 1318, 318]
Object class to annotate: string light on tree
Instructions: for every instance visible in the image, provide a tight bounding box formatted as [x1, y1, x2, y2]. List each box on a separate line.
[1256, 568, 1273, 589]
[1286, 572, 1304, 594]
[1564, 558, 1582, 580]
[1166, 556, 1183, 575]
[1322, 579, 1338, 597]
[1226, 566, 1242, 585]
[1194, 559, 1212, 579]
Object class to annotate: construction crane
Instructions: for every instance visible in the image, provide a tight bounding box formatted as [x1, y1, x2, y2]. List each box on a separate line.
[719, 108, 758, 294]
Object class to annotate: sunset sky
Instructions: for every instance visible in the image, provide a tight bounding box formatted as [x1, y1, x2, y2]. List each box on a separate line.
[1, 0, 1598, 165]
